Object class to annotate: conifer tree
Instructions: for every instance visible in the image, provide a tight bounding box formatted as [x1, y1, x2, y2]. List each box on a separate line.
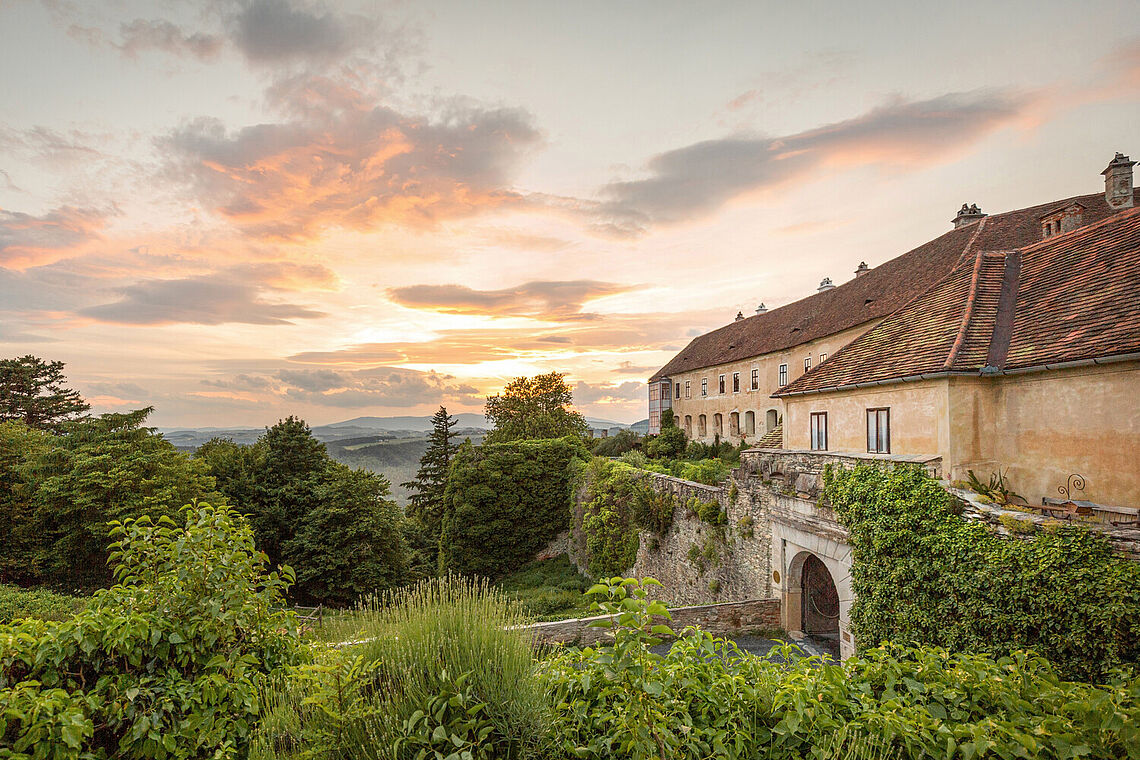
[0, 355, 90, 433]
[402, 406, 457, 576]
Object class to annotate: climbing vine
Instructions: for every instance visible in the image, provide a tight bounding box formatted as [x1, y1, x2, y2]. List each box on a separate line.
[573, 458, 679, 578]
[824, 463, 1140, 682]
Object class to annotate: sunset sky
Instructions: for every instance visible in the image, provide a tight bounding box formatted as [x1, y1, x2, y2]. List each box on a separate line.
[2, 0, 1138, 427]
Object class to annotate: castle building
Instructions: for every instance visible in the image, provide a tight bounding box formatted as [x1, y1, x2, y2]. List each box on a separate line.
[649, 153, 1140, 509]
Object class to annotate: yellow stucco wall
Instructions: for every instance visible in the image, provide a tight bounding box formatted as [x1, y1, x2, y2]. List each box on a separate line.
[949, 363, 1140, 508]
[781, 361, 1140, 508]
[782, 379, 949, 456]
[666, 322, 875, 444]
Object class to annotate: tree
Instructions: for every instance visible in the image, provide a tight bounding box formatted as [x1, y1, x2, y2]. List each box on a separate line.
[401, 406, 458, 578]
[483, 372, 589, 444]
[0, 355, 89, 432]
[17, 408, 219, 587]
[204, 416, 408, 605]
[645, 408, 686, 459]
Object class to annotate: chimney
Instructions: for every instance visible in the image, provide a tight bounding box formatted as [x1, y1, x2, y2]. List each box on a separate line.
[735, 311, 744, 321]
[1102, 152, 1135, 209]
[817, 277, 835, 292]
[755, 303, 767, 315]
[854, 261, 869, 278]
[952, 203, 987, 229]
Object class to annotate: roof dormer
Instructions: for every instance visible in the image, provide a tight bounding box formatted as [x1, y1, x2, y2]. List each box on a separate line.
[1040, 202, 1085, 239]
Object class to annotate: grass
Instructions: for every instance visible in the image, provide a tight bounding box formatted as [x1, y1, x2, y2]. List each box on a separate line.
[497, 556, 593, 622]
[0, 584, 87, 623]
[251, 575, 551, 760]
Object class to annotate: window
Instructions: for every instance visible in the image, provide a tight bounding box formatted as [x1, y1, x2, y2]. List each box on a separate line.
[676, 382, 681, 399]
[778, 364, 788, 386]
[698, 414, 707, 436]
[701, 378, 708, 397]
[744, 410, 755, 435]
[713, 413, 723, 435]
[750, 367, 759, 390]
[663, 381, 670, 400]
[804, 356, 811, 372]
[867, 408, 890, 453]
[810, 412, 828, 451]
[819, 353, 827, 363]
[718, 374, 726, 394]
[732, 372, 740, 393]
[685, 380, 691, 399]
[684, 415, 692, 435]
[649, 384, 658, 401]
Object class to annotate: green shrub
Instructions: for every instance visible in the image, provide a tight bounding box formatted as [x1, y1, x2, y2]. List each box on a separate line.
[825, 464, 1140, 682]
[498, 556, 592, 621]
[0, 503, 303, 759]
[578, 459, 641, 578]
[539, 575, 1140, 760]
[0, 586, 85, 623]
[251, 576, 549, 760]
[440, 436, 589, 578]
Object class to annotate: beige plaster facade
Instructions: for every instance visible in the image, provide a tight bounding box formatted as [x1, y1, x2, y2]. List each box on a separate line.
[667, 322, 875, 444]
[781, 360, 1140, 508]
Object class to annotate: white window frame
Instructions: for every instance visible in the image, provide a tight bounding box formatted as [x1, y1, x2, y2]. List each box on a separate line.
[750, 367, 759, 391]
[810, 412, 828, 451]
[685, 380, 691, 399]
[718, 374, 726, 394]
[867, 408, 891, 453]
[804, 356, 811, 372]
[701, 378, 708, 397]
[732, 372, 740, 393]
[819, 353, 827, 363]
[778, 364, 788, 386]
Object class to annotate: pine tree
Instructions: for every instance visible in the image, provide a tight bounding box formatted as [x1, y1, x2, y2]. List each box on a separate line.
[0, 355, 90, 433]
[402, 406, 457, 577]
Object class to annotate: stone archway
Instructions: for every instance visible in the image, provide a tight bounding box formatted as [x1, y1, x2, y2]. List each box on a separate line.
[779, 538, 852, 660]
[799, 554, 840, 653]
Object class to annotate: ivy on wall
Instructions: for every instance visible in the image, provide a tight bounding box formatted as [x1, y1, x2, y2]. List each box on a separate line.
[572, 459, 679, 578]
[824, 464, 1140, 682]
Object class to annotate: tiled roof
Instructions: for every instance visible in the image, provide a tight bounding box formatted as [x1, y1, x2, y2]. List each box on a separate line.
[651, 188, 1140, 382]
[774, 205, 1140, 396]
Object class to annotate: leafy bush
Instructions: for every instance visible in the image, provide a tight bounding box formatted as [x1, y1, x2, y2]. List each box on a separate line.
[0, 503, 303, 759]
[251, 576, 550, 760]
[498, 556, 592, 621]
[440, 436, 589, 578]
[825, 463, 1140, 682]
[540, 576, 1140, 760]
[591, 429, 643, 458]
[0, 585, 85, 624]
[617, 451, 730, 486]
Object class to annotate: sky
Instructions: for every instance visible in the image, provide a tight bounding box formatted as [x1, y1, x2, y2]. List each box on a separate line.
[1, 0, 1138, 427]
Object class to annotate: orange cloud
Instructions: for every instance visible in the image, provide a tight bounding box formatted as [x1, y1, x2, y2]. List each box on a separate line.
[161, 78, 542, 239]
[0, 205, 113, 268]
[387, 280, 637, 320]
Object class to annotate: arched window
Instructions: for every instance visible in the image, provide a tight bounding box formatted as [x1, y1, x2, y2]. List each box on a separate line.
[698, 414, 707, 437]
[745, 410, 755, 435]
[730, 411, 740, 436]
[713, 413, 723, 436]
[765, 409, 779, 432]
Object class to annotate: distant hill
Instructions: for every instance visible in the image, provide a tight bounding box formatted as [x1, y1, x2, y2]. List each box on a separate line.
[328, 413, 489, 431]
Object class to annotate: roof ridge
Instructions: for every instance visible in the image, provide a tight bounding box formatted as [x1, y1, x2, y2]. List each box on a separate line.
[1019, 203, 1140, 253]
[942, 219, 990, 370]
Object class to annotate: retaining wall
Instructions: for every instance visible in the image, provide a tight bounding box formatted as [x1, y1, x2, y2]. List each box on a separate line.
[525, 597, 781, 646]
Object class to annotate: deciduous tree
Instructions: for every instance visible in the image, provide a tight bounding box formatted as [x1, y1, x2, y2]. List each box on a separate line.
[484, 372, 589, 443]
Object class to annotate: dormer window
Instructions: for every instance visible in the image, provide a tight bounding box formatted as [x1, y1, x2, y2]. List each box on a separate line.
[1040, 203, 1084, 239]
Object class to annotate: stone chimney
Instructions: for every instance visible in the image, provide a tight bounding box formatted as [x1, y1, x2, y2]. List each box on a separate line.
[952, 203, 987, 229]
[817, 277, 835, 292]
[854, 261, 869, 277]
[755, 303, 767, 315]
[735, 311, 744, 321]
[1102, 152, 1135, 209]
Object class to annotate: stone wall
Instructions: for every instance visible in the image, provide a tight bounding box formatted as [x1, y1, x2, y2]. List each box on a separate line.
[524, 597, 781, 646]
[569, 469, 775, 606]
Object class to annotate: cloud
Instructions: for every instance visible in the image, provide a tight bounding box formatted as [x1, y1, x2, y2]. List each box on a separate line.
[161, 81, 542, 239]
[226, 0, 376, 64]
[573, 381, 645, 406]
[116, 19, 224, 60]
[0, 125, 104, 166]
[596, 89, 1037, 234]
[79, 263, 330, 325]
[0, 170, 18, 192]
[0, 205, 112, 267]
[207, 366, 480, 408]
[388, 280, 633, 320]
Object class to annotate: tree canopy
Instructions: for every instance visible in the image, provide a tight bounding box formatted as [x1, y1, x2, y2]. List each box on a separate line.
[484, 372, 589, 444]
[0, 355, 89, 433]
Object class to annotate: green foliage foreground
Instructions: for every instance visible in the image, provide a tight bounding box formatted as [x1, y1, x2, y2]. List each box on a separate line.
[824, 464, 1140, 683]
[0, 504, 303, 759]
